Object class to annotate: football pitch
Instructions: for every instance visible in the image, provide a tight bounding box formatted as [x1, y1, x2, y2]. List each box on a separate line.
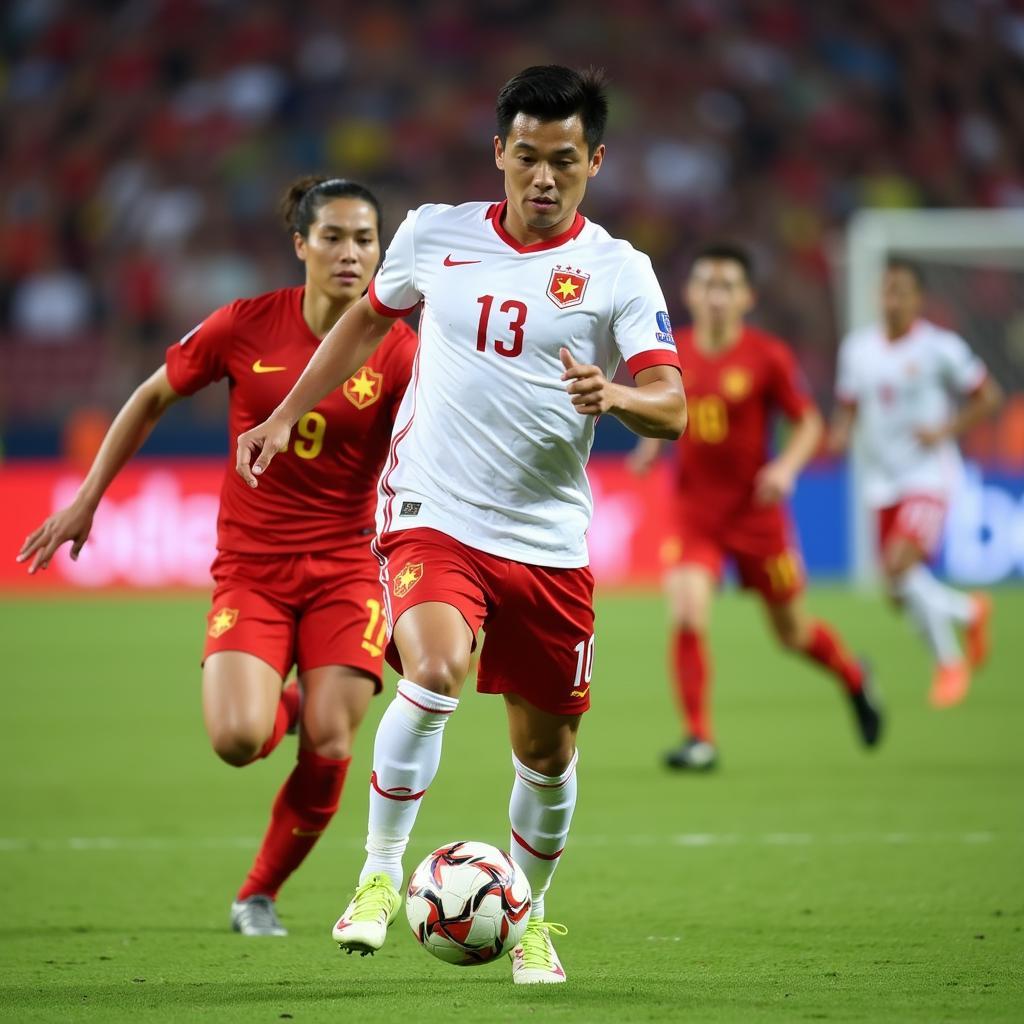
[2, 588, 1021, 1023]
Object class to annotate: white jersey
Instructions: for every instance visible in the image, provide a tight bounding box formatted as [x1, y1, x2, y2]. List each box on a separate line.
[369, 200, 678, 567]
[836, 319, 987, 508]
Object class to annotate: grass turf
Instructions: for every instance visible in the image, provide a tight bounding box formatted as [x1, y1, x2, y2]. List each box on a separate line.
[0, 587, 1021, 1022]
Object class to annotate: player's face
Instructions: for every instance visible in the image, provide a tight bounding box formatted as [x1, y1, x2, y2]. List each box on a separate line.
[294, 198, 380, 306]
[685, 259, 753, 332]
[494, 114, 604, 239]
[881, 268, 922, 336]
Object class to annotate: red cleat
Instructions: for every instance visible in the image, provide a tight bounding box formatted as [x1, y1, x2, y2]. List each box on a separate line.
[965, 593, 992, 670]
[929, 661, 972, 709]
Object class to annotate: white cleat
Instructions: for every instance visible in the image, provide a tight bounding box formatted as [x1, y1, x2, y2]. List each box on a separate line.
[331, 873, 401, 956]
[230, 895, 287, 936]
[509, 919, 568, 984]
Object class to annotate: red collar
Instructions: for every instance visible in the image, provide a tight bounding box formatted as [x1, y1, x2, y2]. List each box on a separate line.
[486, 200, 586, 253]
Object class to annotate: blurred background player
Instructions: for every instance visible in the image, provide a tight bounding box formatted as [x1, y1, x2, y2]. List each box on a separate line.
[236, 65, 685, 983]
[631, 243, 881, 771]
[828, 259, 1002, 708]
[17, 177, 417, 935]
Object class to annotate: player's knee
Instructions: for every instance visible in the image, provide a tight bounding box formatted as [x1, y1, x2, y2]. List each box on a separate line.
[300, 718, 354, 761]
[403, 652, 468, 696]
[772, 618, 803, 650]
[515, 736, 577, 777]
[208, 722, 266, 767]
[673, 609, 707, 634]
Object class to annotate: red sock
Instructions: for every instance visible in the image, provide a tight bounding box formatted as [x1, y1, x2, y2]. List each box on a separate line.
[801, 621, 863, 693]
[672, 629, 712, 742]
[237, 748, 351, 901]
[249, 683, 301, 763]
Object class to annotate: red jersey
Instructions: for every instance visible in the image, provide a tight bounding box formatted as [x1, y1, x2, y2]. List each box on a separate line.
[165, 286, 417, 555]
[673, 325, 813, 521]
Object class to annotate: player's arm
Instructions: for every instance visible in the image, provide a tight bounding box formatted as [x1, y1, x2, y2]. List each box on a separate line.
[826, 400, 857, 456]
[755, 405, 823, 505]
[236, 296, 394, 486]
[17, 366, 183, 573]
[560, 348, 686, 439]
[915, 375, 1003, 447]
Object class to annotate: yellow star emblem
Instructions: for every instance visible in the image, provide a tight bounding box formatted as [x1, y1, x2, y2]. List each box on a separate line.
[343, 365, 383, 409]
[208, 607, 239, 638]
[555, 277, 579, 299]
[392, 562, 424, 598]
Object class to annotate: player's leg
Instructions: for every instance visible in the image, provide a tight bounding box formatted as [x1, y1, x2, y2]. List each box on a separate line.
[504, 694, 578, 984]
[333, 529, 486, 954]
[236, 665, 376, 915]
[762, 595, 882, 747]
[881, 499, 989, 706]
[663, 563, 718, 770]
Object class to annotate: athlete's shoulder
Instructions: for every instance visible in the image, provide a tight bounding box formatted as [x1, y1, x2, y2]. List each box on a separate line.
[840, 324, 880, 353]
[744, 325, 797, 363]
[225, 286, 301, 327]
[916, 318, 967, 348]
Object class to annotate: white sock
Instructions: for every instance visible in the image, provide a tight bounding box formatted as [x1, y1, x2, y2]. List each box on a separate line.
[909, 564, 974, 623]
[895, 566, 962, 666]
[360, 679, 459, 887]
[509, 751, 578, 922]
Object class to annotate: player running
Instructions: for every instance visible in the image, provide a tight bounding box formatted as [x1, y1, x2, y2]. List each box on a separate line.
[631, 243, 882, 771]
[829, 259, 1002, 708]
[17, 177, 417, 936]
[236, 66, 686, 983]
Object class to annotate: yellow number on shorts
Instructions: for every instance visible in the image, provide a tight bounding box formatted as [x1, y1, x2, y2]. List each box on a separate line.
[764, 552, 800, 594]
[361, 598, 389, 657]
[293, 412, 326, 460]
[692, 396, 728, 444]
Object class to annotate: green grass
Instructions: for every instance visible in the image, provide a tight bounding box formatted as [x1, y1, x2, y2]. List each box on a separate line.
[1, 587, 1022, 1022]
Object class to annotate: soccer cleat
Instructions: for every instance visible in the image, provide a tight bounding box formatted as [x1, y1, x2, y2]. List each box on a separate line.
[509, 919, 568, 984]
[332, 873, 401, 955]
[230, 895, 287, 937]
[663, 737, 718, 771]
[849, 661, 883, 747]
[929, 661, 971, 709]
[965, 593, 992, 670]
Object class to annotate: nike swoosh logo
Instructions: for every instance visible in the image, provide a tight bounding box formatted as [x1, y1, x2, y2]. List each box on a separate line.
[443, 254, 481, 267]
[252, 359, 287, 373]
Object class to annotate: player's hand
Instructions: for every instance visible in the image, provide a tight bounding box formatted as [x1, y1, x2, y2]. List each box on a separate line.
[560, 347, 617, 416]
[754, 460, 796, 505]
[914, 425, 947, 448]
[627, 438, 661, 476]
[236, 414, 293, 488]
[16, 502, 95, 574]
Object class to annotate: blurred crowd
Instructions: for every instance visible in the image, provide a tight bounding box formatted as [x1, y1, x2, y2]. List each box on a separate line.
[2, 0, 1023, 456]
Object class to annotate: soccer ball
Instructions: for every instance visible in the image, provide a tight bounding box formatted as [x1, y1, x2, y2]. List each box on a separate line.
[406, 840, 532, 966]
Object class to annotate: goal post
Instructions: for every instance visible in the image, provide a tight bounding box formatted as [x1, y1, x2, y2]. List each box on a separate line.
[842, 208, 1024, 585]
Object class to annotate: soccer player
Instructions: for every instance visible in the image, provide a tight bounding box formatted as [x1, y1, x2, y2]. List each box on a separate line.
[17, 177, 418, 936]
[829, 259, 1002, 707]
[235, 66, 686, 983]
[631, 243, 882, 771]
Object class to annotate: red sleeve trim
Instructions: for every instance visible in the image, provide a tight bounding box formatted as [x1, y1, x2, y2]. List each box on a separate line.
[627, 349, 680, 377]
[368, 278, 419, 318]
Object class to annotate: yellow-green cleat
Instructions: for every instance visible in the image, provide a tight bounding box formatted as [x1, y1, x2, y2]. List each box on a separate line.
[331, 873, 401, 956]
[509, 919, 568, 984]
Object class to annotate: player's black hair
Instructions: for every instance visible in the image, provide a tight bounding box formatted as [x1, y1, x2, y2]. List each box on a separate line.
[496, 65, 609, 155]
[692, 241, 755, 283]
[281, 175, 383, 238]
[885, 256, 925, 289]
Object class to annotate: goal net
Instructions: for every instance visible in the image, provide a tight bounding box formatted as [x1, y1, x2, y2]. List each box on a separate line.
[842, 209, 1024, 585]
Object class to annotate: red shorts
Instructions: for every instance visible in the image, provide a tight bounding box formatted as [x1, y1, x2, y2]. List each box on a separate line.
[374, 528, 596, 715]
[204, 538, 386, 688]
[665, 503, 804, 604]
[878, 496, 947, 559]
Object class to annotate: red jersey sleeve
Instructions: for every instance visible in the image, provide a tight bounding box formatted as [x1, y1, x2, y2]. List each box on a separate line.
[164, 303, 236, 396]
[768, 340, 815, 421]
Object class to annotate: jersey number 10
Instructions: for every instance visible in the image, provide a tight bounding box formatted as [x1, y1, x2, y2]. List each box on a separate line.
[476, 295, 527, 358]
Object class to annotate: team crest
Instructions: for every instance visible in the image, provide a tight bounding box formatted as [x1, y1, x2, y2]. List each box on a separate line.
[208, 607, 239, 638]
[343, 366, 383, 409]
[547, 266, 590, 309]
[392, 562, 424, 598]
[721, 368, 752, 401]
